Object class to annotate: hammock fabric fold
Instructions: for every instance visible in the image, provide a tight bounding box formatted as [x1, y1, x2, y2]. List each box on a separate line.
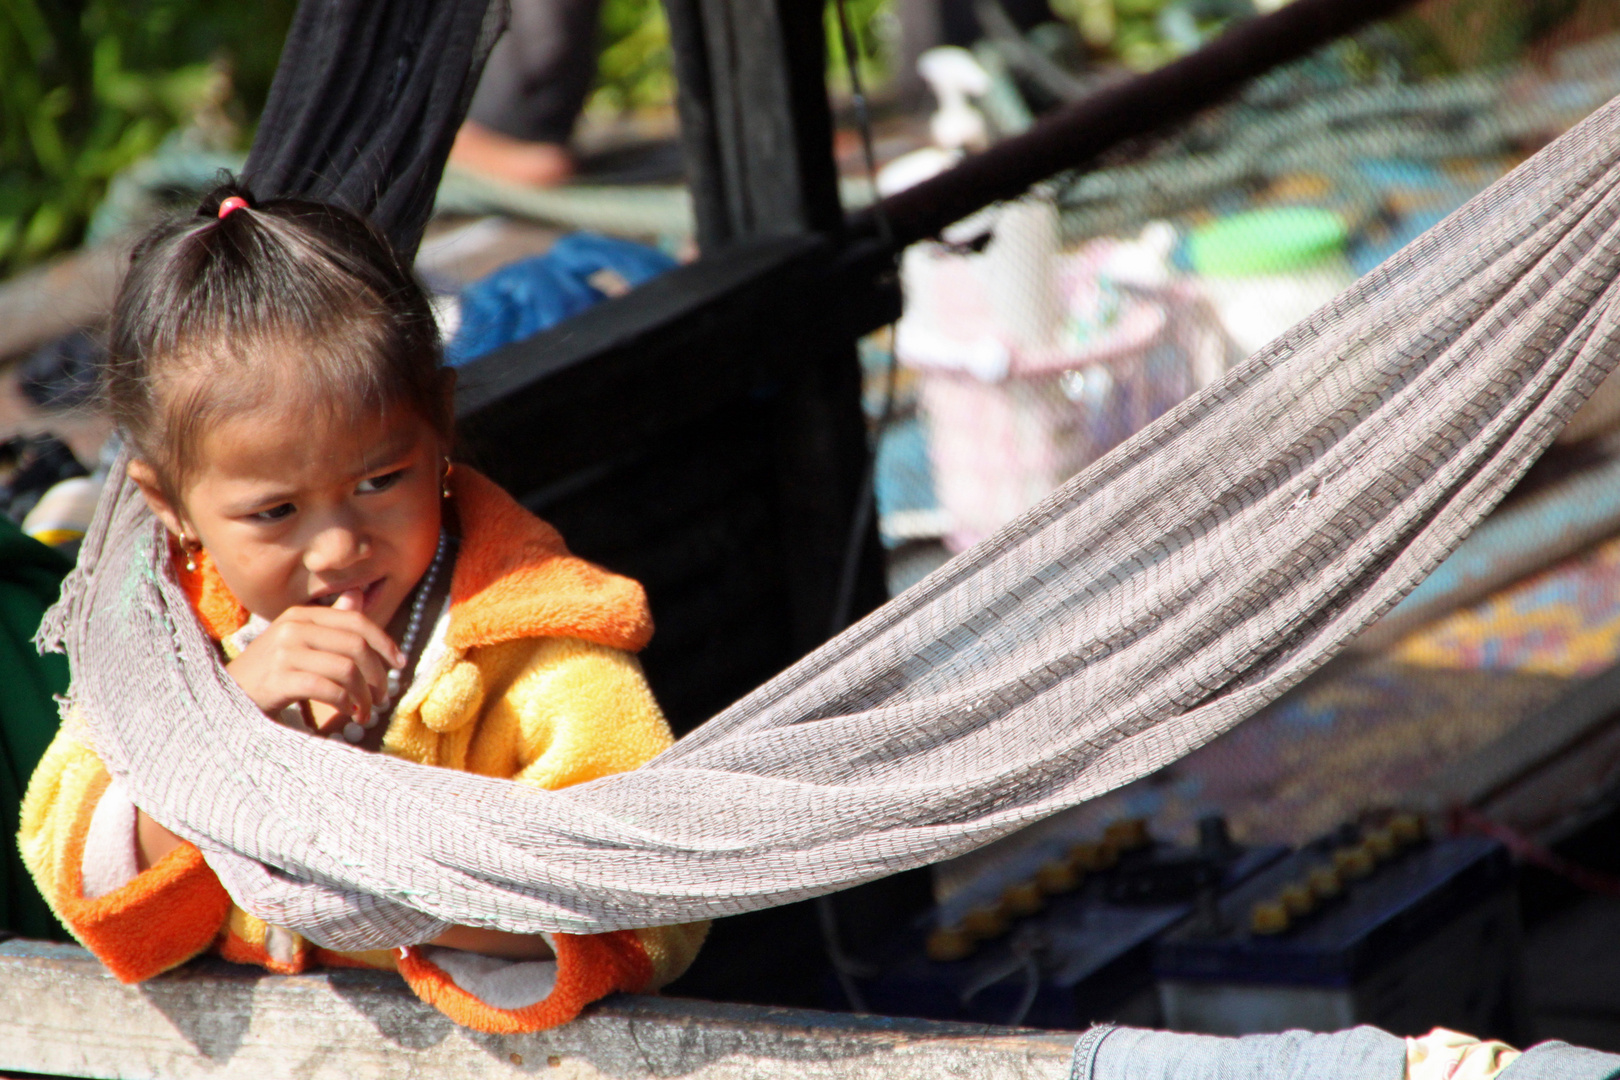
[242, 0, 506, 256]
[40, 86, 1620, 947]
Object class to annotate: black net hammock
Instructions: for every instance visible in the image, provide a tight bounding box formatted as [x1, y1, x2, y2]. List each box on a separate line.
[37, 0, 1620, 946]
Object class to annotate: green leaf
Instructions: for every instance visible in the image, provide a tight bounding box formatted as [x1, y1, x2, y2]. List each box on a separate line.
[19, 200, 67, 261]
[0, 216, 22, 265]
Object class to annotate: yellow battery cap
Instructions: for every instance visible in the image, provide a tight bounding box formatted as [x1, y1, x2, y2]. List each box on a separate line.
[1307, 865, 1342, 899]
[1362, 828, 1396, 861]
[1333, 846, 1374, 880]
[1036, 859, 1080, 894]
[925, 926, 977, 962]
[1389, 813, 1426, 847]
[1279, 882, 1315, 918]
[961, 905, 1009, 939]
[1069, 840, 1119, 872]
[1104, 818, 1151, 852]
[1250, 900, 1290, 935]
[1001, 881, 1045, 917]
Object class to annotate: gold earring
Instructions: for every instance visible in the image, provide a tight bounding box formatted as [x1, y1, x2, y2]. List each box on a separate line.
[441, 462, 453, 500]
[180, 536, 201, 574]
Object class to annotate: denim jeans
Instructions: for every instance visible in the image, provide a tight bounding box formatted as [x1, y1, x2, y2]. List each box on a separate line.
[1072, 1027, 1620, 1080]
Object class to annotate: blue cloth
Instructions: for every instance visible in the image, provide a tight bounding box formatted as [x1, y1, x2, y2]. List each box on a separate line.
[1074, 1026, 1407, 1080]
[447, 233, 677, 365]
[1501, 1044, 1620, 1080]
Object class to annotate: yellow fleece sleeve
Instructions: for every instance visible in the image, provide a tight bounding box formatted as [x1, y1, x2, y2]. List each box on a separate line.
[18, 729, 231, 980]
[16, 729, 102, 925]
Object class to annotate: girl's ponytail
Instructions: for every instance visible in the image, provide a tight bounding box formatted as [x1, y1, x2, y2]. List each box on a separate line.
[197, 181, 257, 221]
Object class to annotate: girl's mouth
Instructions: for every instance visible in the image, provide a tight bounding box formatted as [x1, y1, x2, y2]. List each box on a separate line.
[313, 578, 385, 610]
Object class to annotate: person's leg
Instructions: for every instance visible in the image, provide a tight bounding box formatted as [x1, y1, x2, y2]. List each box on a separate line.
[1075, 1025, 1409, 1080]
[452, 0, 605, 186]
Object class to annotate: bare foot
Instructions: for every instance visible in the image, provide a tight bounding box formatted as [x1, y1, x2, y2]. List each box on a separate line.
[449, 121, 576, 187]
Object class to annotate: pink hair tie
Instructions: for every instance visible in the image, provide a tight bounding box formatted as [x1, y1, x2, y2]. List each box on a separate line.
[217, 196, 250, 219]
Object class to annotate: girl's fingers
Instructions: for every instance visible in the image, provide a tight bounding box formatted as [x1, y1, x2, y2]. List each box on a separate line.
[290, 645, 379, 720]
[293, 624, 391, 699]
[279, 673, 362, 729]
[294, 605, 406, 669]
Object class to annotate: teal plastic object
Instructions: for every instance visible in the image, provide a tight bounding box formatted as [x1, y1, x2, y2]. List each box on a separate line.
[1189, 207, 1348, 278]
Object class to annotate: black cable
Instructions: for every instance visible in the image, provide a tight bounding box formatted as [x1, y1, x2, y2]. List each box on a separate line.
[827, 0, 902, 643]
[822, 0, 906, 1014]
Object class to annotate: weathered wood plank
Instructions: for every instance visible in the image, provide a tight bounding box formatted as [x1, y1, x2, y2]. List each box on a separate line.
[0, 940, 1076, 1080]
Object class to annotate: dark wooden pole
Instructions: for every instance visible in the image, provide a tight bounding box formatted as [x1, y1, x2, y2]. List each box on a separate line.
[655, 0, 908, 1004]
[852, 0, 1421, 246]
[664, 0, 889, 657]
[668, 0, 846, 249]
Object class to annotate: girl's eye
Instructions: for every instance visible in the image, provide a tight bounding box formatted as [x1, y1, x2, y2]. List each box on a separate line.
[357, 469, 405, 494]
[252, 503, 295, 523]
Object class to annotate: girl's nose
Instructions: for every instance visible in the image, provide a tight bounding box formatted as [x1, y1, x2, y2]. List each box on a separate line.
[305, 523, 371, 573]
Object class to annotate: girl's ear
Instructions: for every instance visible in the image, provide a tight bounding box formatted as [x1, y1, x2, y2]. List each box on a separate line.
[126, 459, 190, 540]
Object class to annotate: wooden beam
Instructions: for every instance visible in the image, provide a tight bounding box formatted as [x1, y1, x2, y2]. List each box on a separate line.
[664, 0, 843, 249]
[454, 234, 898, 495]
[854, 0, 1421, 246]
[0, 940, 1076, 1080]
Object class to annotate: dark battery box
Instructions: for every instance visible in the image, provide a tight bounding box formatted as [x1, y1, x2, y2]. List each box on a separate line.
[853, 820, 1286, 1028]
[1154, 830, 1520, 1037]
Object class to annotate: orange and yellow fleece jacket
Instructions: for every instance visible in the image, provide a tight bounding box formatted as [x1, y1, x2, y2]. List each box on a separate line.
[18, 467, 707, 1033]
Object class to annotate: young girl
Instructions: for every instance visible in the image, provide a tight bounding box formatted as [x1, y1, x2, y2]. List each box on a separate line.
[18, 184, 707, 1033]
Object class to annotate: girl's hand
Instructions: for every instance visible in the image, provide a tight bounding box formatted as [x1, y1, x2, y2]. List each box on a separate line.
[225, 590, 406, 729]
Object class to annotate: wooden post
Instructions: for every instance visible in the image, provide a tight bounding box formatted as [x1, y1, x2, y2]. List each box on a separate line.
[657, 0, 904, 997]
[0, 940, 1078, 1080]
[666, 0, 844, 249]
[661, 0, 890, 654]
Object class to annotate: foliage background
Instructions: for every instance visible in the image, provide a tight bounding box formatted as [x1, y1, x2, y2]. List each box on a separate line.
[0, 0, 296, 274]
[1, 0, 895, 276]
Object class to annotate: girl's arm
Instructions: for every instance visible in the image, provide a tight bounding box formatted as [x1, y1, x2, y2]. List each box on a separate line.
[18, 729, 232, 982]
[135, 808, 184, 870]
[383, 636, 705, 1032]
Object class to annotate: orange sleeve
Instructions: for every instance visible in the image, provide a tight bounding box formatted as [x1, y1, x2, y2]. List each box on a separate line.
[18, 731, 233, 982]
[397, 930, 653, 1034]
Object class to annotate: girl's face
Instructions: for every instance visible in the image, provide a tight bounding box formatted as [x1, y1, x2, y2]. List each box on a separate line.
[133, 397, 446, 631]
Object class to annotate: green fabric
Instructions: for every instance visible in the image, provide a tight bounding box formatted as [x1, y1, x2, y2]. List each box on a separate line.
[1188, 207, 1348, 277]
[0, 520, 71, 940]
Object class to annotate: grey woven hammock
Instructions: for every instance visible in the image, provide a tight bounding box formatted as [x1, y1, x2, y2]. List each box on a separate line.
[38, 14, 1620, 946]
